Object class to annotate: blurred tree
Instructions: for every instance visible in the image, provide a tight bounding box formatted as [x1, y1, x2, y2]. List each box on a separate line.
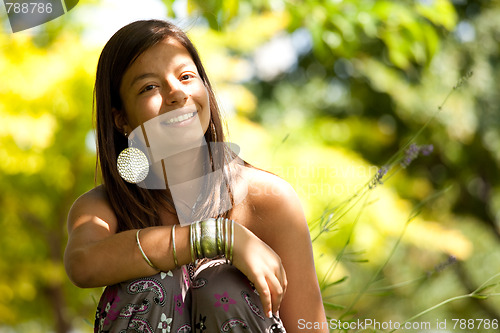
[0, 24, 100, 332]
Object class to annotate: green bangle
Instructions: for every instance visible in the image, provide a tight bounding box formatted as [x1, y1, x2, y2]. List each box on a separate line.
[136, 229, 159, 271]
[215, 218, 219, 255]
[223, 218, 228, 264]
[191, 222, 198, 260]
[229, 219, 234, 263]
[194, 221, 203, 260]
[190, 223, 196, 262]
[225, 218, 230, 260]
[171, 225, 179, 268]
[216, 217, 224, 255]
[200, 218, 218, 258]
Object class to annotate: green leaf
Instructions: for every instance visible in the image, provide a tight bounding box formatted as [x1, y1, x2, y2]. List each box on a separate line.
[323, 302, 346, 311]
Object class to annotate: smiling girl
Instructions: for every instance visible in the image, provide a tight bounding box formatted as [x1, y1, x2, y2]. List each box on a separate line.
[64, 19, 327, 332]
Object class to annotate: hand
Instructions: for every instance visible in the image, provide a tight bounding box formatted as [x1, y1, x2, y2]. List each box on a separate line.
[231, 222, 287, 318]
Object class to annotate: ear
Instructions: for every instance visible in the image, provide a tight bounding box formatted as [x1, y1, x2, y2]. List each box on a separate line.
[112, 107, 131, 135]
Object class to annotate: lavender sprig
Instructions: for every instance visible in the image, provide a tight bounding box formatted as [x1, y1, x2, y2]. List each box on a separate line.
[367, 143, 434, 190]
[401, 143, 434, 168]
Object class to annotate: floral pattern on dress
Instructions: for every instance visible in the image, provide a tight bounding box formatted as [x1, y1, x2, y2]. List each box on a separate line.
[220, 318, 249, 332]
[266, 322, 286, 333]
[174, 293, 185, 315]
[119, 299, 150, 318]
[94, 261, 287, 332]
[241, 291, 264, 320]
[161, 271, 174, 279]
[191, 278, 207, 289]
[125, 317, 154, 333]
[176, 324, 192, 333]
[95, 285, 121, 332]
[214, 291, 237, 312]
[158, 313, 172, 333]
[194, 314, 207, 331]
[128, 278, 166, 305]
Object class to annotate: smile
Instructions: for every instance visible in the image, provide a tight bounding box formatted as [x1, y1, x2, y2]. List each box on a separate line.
[165, 111, 197, 125]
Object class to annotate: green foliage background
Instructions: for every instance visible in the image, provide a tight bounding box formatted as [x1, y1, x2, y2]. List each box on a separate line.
[1, 0, 500, 332]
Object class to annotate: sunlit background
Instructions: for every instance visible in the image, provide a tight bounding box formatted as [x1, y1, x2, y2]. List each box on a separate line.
[1, 0, 500, 332]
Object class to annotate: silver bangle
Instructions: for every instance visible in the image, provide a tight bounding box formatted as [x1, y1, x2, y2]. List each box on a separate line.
[136, 229, 159, 270]
[171, 225, 179, 268]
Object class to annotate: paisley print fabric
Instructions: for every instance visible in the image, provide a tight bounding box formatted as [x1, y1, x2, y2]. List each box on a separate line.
[95, 259, 286, 332]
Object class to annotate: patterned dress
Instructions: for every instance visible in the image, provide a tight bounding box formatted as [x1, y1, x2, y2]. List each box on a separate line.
[94, 259, 287, 332]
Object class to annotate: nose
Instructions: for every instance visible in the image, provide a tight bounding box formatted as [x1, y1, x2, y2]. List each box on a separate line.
[163, 78, 188, 106]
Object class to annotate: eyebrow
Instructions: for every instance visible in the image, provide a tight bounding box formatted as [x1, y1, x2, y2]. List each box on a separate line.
[129, 73, 159, 88]
[176, 62, 193, 71]
[128, 63, 197, 88]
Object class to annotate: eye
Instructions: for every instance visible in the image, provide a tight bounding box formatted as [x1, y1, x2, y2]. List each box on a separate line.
[180, 73, 195, 81]
[140, 84, 158, 94]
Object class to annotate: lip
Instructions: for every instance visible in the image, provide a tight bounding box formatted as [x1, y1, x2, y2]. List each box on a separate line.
[160, 105, 198, 127]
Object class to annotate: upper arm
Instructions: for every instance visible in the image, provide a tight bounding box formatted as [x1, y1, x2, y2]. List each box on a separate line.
[64, 186, 118, 284]
[67, 186, 117, 235]
[247, 171, 327, 332]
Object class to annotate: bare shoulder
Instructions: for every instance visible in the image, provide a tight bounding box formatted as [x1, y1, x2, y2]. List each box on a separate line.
[242, 166, 299, 209]
[67, 185, 118, 234]
[70, 185, 111, 211]
[237, 165, 307, 235]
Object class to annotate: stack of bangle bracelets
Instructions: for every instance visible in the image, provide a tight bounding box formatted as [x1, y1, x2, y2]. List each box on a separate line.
[136, 217, 234, 271]
[190, 217, 234, 264]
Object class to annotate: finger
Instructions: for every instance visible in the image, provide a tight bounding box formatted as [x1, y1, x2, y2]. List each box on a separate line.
[255, 277, 273, 318]
[270, 258, 287, 303]
[266, 274, 284, 315]
[280, 270, 287, 302]
[277, 262, 287, 295]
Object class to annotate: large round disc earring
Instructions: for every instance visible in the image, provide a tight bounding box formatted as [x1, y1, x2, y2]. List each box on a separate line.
[116, 147, 149, 184]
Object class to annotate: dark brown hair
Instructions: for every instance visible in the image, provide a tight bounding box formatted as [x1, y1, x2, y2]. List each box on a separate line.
[94, 19, 234, 232]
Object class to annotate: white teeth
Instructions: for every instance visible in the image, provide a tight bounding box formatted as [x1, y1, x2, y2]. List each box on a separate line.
[167, 112, 196, 124]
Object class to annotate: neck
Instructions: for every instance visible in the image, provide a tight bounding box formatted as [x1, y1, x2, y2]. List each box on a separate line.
[162, 144, 209, 186]
[162, 145, 211, 225]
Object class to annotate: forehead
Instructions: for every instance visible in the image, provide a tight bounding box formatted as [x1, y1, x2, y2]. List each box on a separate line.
[136, 38, 192, 64]
[122, 38, 195, 82]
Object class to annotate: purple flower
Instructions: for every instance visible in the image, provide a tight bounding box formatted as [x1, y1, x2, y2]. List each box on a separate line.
[400, 143, 433, 168]
[420, 144, 434, 156]
[369, 165, 389, 189]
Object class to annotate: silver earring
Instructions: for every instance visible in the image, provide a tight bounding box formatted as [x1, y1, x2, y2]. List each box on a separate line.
[117, 147, 149, 184]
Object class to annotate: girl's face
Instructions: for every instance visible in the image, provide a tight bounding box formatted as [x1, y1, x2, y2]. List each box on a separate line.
[115, 38, 210, 143]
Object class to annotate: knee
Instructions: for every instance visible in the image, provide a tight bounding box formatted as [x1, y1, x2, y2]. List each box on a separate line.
[191, 262, 252, 306]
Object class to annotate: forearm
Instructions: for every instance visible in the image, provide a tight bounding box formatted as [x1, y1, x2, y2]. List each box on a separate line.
[281, 281, 328, 333]
[64, 225, 191, 288]
[277, 250, 328, 333]
[65, 215, 284, 319]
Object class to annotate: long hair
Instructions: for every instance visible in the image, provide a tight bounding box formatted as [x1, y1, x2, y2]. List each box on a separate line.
[94, 20, 234, 232]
